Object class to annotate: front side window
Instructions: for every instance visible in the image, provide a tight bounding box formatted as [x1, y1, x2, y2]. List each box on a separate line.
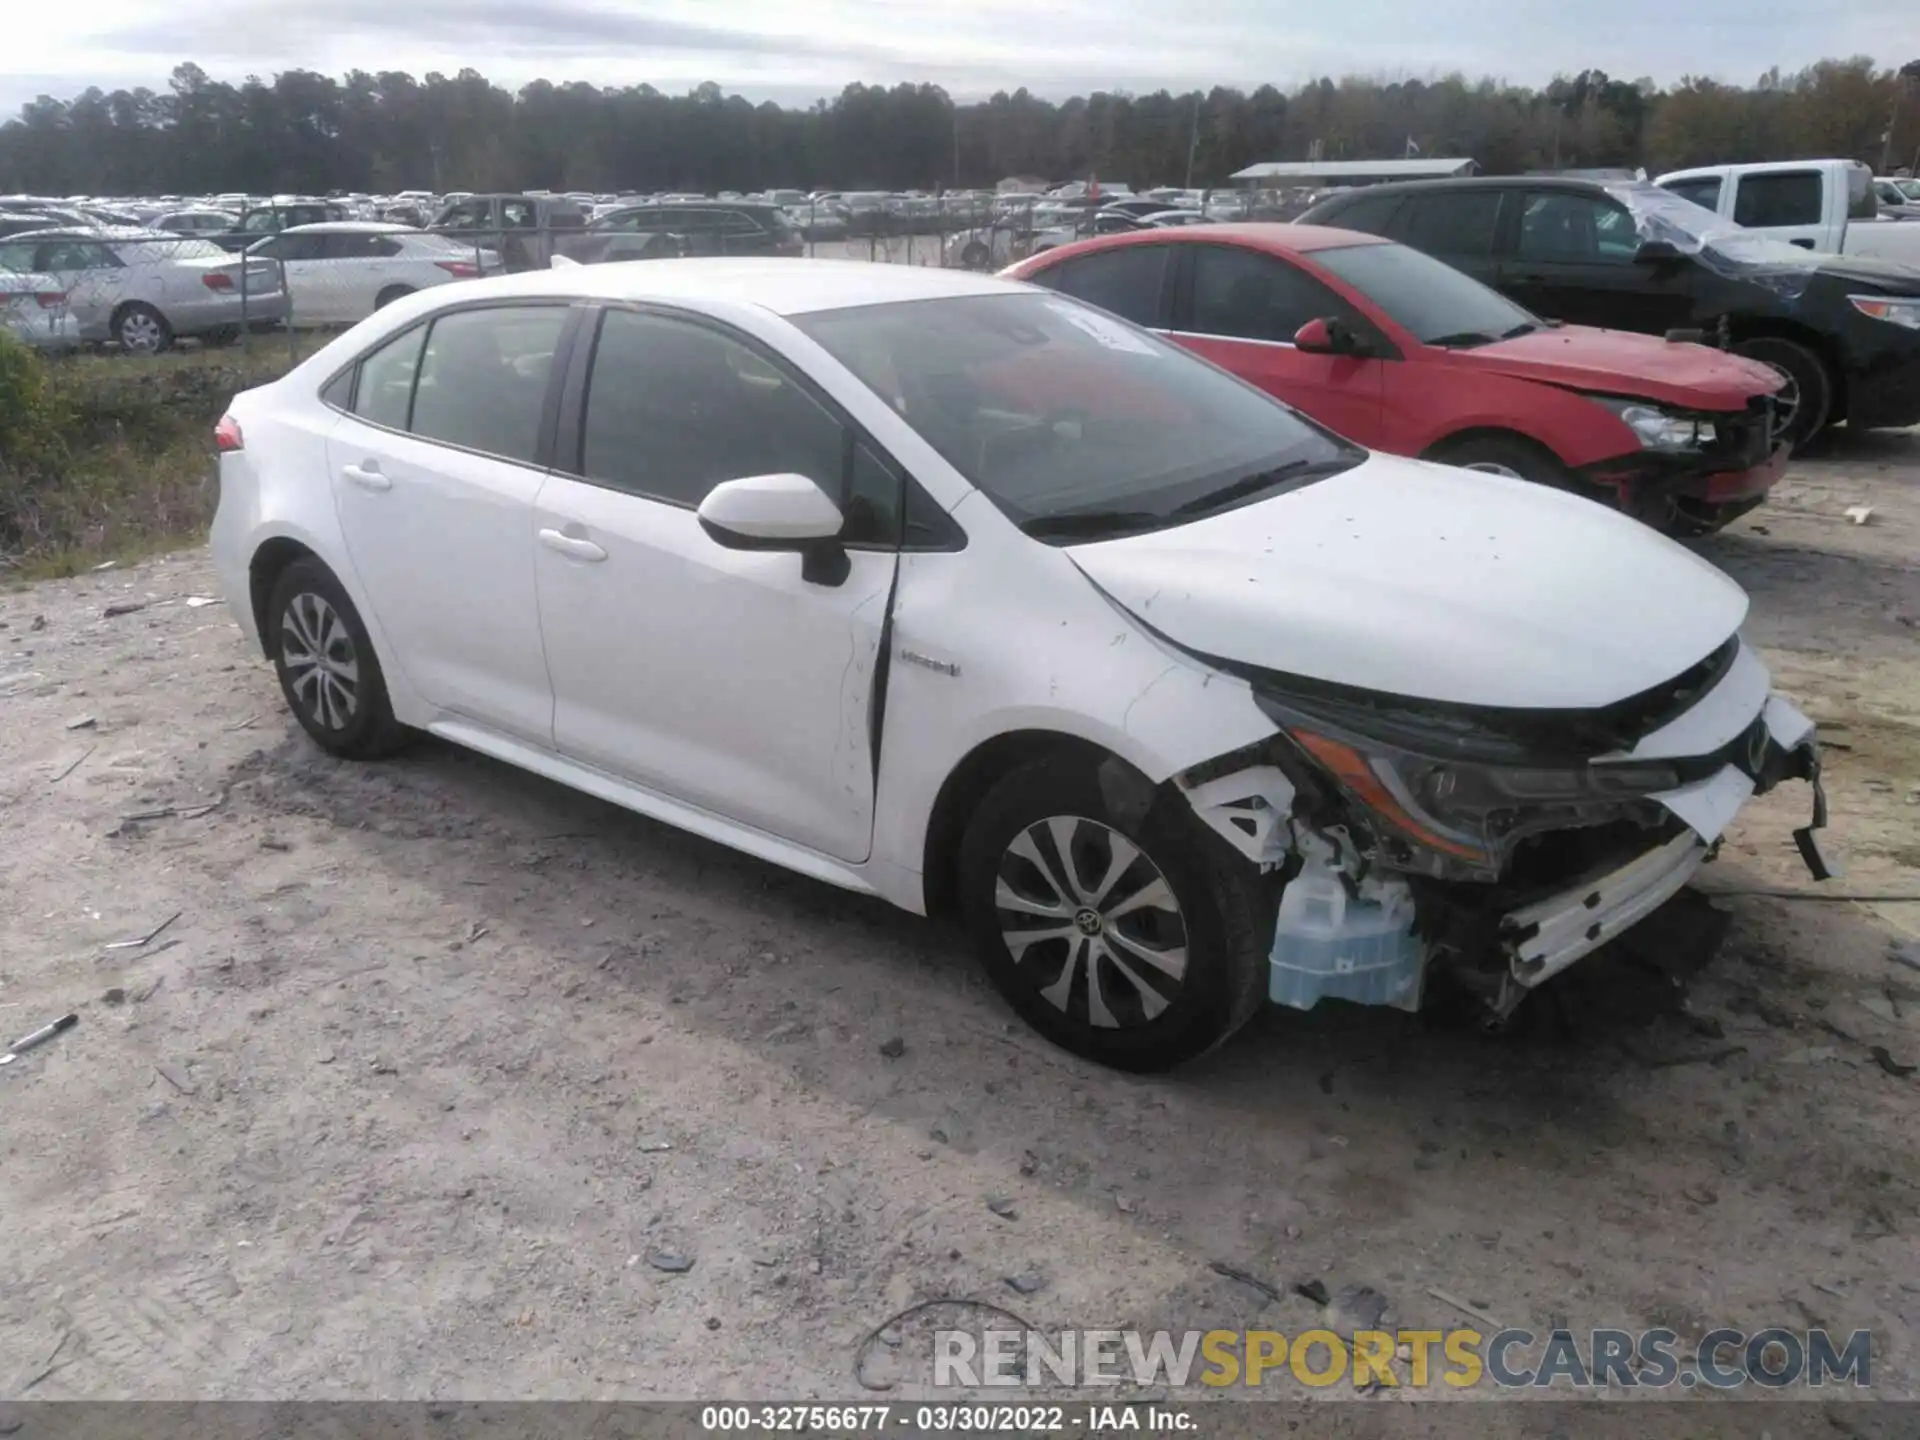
[1031, 244, 1170, 327]
[1188, 244, 1353, 343]
[795, 291, 1360, 540]
[1322, 192, 1404, 236]
[1311, 241, 1538, 347]
[1516, 192, 1635, 263]
[408, 306, 569, 464]
[1733, 171, 1822, 227]
[579, 307, 849, 508]
[1397, 190, 1502, 257]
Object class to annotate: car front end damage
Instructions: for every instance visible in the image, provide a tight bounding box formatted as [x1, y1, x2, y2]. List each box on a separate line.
[1175, 635, 1830, 1023]
[1577, 391, 1786, 533]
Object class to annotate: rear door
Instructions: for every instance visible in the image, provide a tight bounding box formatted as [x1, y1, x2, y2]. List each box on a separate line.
[1499, 188, 1697, 335]
[324, 302, 574, 742]
[269, 232, 335, 322]
[1165, 242, 1386, 445]
[1390, 188, 1505, 288]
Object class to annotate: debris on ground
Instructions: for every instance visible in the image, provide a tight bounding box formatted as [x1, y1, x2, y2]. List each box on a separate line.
[986, 1196, 1017, 1220]
[1844, 505, 1875, 526]
[1321, 1283, 1390, 1338]
[154, 1062, 197, 1096]
[1868, 1046, 1916, 1079]
[1427, 1287, 1502, 1328]
[878, 1036, 905, 1059]
[64, 716, 96, 731]
[648, 1252, 694, 1274]
[103, 601, 150, 619]
[0, 1012, 78, 1067]
[1005, 1273, 1047, 1295]
[1207, 1259, 1285, 1305]
[104, 911, 181, 951]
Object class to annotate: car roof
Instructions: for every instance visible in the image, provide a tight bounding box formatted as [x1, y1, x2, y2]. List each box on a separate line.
[1313, 175, 1614, 201]
[403, 257, 1018, 316]
[1022, 222, 1391, 264]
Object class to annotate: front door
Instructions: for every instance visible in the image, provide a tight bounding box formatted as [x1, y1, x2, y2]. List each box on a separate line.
[532, 305, 898, 863]
[1498, 189, 1698, 336]
[324, 302, 571, 742]
[1166, 243, 1386, 446]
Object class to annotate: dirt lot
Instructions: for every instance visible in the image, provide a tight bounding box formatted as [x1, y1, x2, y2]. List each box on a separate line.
[1, 435, 1917, 1411]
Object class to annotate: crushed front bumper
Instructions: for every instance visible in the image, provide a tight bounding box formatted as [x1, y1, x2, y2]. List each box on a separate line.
[1498, 691, 1827, 995]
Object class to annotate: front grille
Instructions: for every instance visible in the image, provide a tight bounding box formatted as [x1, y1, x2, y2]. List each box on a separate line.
[1702, 395, 1775, 465]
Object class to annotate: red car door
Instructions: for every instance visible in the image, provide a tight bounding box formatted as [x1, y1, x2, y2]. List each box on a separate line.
[1166, 242, 1387, 446]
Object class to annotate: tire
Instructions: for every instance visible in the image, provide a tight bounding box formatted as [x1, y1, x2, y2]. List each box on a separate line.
[960, 241, 990, 269]
[266, 558, 412, 760]
[1430, 433, 1568, 485]
[374, 285, 414, 310]
[113, 302, 172, 355]
[957, 756, 1272, 1071]
[1731, 336, 1830, 452]
[201, 325, 241, 348]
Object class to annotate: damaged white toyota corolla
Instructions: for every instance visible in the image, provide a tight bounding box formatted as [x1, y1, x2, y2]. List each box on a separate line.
[209, 260, 1832, 1071]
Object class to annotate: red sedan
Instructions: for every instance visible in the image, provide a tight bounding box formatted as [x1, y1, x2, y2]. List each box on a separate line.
[1003, 224, 1787, 534]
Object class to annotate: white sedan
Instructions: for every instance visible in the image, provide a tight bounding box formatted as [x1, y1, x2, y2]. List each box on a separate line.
[209, 260, 1831, 1070]
[247, 222, 500, 325]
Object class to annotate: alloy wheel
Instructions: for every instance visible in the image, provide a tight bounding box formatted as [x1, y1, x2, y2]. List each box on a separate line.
[119, 310, 165, 353]
[994, 815, 1188, 1029]
[1759, 364, 1800, 443]
[280, 591, 360, 731]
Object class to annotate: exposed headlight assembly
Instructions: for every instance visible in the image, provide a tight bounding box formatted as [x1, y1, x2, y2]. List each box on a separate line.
[1848, 294, 1920, 330]
[1589, 396, 1715, 451]
[1253, 689, 1681, 877]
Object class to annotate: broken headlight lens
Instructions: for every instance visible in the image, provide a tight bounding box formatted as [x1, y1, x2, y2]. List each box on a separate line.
[1589, 396, 1714, 451]
[1256, 690, 1682, 869]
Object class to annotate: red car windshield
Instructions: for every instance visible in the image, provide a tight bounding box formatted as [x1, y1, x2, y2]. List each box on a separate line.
[1310, 241, 1541, 348]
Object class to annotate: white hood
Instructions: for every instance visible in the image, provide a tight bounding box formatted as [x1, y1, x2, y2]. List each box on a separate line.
[1069, 454, 1748, 709]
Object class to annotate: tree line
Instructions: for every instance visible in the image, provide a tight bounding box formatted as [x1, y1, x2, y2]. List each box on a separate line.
[2, 57, 1917, 199]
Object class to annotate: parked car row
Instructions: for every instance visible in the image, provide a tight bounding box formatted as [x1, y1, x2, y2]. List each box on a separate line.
[209, 258, 1833, 1070]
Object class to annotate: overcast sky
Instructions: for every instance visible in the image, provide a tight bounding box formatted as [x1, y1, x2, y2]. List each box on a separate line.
[5, 0, 1915, 118]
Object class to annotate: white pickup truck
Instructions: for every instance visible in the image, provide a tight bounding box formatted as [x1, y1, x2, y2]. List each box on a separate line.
[1654, 159, 1920, 267]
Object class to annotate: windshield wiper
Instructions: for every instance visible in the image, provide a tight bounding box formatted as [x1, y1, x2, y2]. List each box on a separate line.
[1500, 321, 1540, 339]
[1424, 330, 1500, 348]
[1168, 456, 1353, 519]
[1020, 510, 1163, 540]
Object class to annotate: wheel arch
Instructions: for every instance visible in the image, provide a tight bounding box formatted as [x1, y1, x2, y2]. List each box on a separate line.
[919, 729, 1142, 918]
[1420, 426, 1572, 471]
[1723, 319, 1847, 421]
[248, 535, 323, 659]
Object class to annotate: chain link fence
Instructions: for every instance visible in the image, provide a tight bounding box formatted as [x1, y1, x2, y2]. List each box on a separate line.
[2, 189, 1290, 365]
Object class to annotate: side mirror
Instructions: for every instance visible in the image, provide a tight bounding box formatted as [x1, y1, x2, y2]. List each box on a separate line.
[1293, 316, 1361, 355]
[696, 473, 850, 586]
[1633, 239, 1683, 263]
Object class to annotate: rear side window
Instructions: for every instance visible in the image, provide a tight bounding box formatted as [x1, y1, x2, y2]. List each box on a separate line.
[408, 306, 568, 464]
[1397, 191, 1502, 258]
[351, 325, 427, 431]
[1321, 193, 1403, 235]
[1031, 245, 1170, 326]
[1660, 176, 1723, 211]
[1733, 172, 1822, 227]
[1845, 165, 1877, 220]
[1188, 245, 1353, 342]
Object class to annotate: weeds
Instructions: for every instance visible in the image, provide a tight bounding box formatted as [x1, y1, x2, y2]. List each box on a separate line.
[0, 337, 295, 576]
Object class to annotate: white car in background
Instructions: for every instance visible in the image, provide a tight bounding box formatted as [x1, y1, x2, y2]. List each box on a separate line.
[247, 223, 500, 325]
[209, 260, 1830, 1071]
[0, 268, 76, 350]
[0, 227, 287, 351]
[152, 208, 240, 235]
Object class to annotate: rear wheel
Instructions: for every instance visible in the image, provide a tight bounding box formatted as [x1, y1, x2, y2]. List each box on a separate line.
[113, 302, 172, 354]
[267, 558, 411, 760]
[1732, 336, 1830, 451]
[960, 240, 990, 269]
[957, 757, 1271, 1071]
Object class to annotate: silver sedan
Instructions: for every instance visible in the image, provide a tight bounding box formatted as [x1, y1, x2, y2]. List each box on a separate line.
[0, 227, 290, 352]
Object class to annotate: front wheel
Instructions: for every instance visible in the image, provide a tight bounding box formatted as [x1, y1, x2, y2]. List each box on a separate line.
[114, 302, 173, 354]
[957, 757, 1271, 1071]
[374, 285, 415, 309]
[1732, 336, 1831, 451]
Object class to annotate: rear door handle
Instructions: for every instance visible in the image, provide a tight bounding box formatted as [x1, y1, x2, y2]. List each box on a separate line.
[341, 462, 390, 491]
[538, 528, 607, 562]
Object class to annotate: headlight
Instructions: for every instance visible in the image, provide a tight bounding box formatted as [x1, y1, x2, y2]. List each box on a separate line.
[1589, 396, 1714, 451]
[1254, 690, 1681, 871]
[1848, 294, 1920, 330]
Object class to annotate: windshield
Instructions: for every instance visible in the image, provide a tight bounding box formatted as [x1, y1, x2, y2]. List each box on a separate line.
[1309, 241, 1539, 346]
[1896, 179, 1920, 202]
[1609, 182, 1822, 270]
[794, 292, 1361, 540]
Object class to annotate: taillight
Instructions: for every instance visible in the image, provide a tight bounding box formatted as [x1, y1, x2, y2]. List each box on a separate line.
[35, 291, 65, 309]
[214, 415, 244, 452]
[435, 260, 479, 278]
[202, 271, 235, 291]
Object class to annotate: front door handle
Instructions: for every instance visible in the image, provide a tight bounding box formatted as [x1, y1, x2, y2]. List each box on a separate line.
[341, 462, 390, 491]
[538, 528, 607, 562]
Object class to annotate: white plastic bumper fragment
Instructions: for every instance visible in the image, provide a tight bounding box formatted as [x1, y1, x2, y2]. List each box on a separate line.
[1182, 765, 1296, 867]
[1503, 829, 1709, 989]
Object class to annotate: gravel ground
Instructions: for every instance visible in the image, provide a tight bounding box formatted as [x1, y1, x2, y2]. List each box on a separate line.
[1, 435, 1916, 1411]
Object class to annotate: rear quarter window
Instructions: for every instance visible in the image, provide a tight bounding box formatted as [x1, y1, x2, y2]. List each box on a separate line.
[1732, 171, 1822, 227]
